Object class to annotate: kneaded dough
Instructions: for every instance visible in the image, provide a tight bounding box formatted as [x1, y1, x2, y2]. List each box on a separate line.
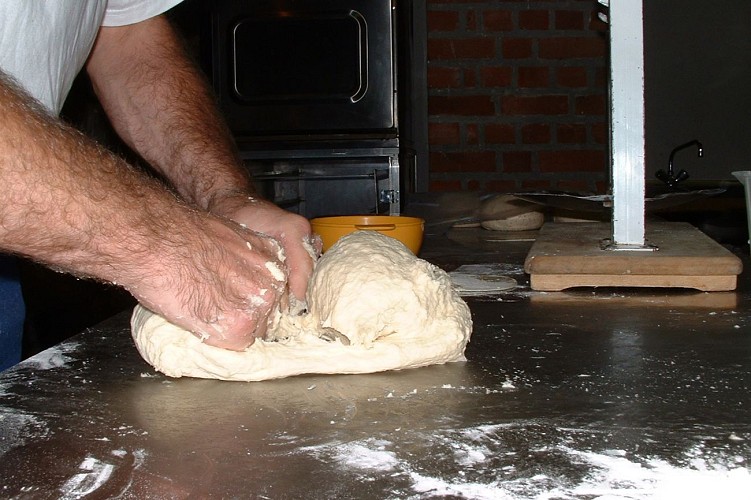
[481, 210, 544, 231]
[130, 231, 473, 381]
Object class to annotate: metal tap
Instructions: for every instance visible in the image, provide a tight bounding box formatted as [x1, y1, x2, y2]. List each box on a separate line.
[655, 139, 703, 188]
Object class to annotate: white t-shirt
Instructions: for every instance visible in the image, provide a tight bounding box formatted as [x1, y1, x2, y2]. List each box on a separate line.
[0, 0, 183, 115]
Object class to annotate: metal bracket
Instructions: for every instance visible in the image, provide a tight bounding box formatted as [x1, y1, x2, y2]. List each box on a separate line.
[600, 238, 658, 252]
[380, 189, 400, 205]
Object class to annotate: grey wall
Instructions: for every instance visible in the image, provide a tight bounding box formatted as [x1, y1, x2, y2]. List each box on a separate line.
[644, 0, 751, 181]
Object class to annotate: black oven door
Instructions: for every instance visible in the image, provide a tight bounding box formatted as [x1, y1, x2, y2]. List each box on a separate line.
[209, 0, 396, 138]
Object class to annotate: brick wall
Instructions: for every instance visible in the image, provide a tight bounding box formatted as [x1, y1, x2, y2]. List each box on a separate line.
[426, 0, 609, 193]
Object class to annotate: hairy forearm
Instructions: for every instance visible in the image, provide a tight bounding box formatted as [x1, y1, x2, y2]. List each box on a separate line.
[84, 14, 316, 306]
[0, 72, 197, 285]
[86, 15, 252, 211]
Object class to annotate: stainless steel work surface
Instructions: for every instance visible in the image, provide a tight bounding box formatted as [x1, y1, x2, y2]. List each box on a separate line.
[1, 229, 750, 498]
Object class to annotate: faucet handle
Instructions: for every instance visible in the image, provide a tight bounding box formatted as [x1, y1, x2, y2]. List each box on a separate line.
[674, 170, 690, 184]
[659, 140, 702, 189]
[655, 169, 670, 184]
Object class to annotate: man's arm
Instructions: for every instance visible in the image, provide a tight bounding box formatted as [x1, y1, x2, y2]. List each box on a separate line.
[0, 72, 285, 350]
[85, 14, 315, 302]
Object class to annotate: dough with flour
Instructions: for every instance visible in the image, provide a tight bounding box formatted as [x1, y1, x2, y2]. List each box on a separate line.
[130, 231, 472, 381]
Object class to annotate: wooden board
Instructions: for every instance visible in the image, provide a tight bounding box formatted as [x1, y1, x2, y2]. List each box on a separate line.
[529, 289, 738, 309]
[524, 222, 743, 291]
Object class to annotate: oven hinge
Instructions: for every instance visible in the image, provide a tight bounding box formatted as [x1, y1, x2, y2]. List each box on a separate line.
[379, 189, 400, 205]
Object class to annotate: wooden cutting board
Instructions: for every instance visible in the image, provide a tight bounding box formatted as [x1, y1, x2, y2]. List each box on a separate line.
[524, 222, 743, 291]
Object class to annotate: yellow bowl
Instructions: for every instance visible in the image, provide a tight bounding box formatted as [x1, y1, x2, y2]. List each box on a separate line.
[311, 215, 425, 254]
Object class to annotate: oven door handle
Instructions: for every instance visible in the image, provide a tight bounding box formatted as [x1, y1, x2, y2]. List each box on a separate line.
[252, 171, 387, 182]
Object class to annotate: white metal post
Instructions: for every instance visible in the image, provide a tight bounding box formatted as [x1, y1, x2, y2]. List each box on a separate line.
[608, 0, 651, 250]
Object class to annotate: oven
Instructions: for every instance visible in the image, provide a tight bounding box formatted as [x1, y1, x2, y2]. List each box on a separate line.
[210, 0, 395, 138]
[174, 0, 426, 218]
[244, 146, 400, 218]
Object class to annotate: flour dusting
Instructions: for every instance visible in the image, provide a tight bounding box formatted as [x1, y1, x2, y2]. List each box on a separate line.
[0, 412, 49, 456]
[59, 456, 115, 499]
[563, 446, 750, 499]
[300, 424, 751, 499]
[333, 440, 400, 471]
[23, 342, 80, 370]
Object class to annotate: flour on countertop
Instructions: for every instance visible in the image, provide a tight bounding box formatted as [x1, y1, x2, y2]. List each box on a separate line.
[0, 412, 49, 456]
[449, 264, 519, 297]
[299, 423, 751, 499]
[57, 449, 148, 499]
[333, 440, 400, 471]
[58, 456, 115, 499]
[23, 342, 81, 370]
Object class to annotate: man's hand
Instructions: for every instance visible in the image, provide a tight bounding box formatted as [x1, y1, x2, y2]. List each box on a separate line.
[87, 15, 319, 309]
[0, 70, 294, 351]
[127, 211, 289, 350]
[208, 194, 319, 307]
[85, 15, 320, 340]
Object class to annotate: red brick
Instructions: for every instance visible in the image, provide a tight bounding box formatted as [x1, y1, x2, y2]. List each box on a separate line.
[591, 122, 608, 144]
[502, 151, 532, 172]
[502, 38, 533, 59]
[539, 150, 606, 172]
[466, 10, 478, 31]
[556, 179, 591, 192]
[539, 37, 606, 59]
[464, 68, 478, 87]
[427, 66, 462, 88]
[429, 179, 463, 192]
[518, 66, 549, 88]
[481, 67, 513, 87]
[502, 95, 568, 115]
[555, 10, 584, 30]
[430, 151, 497, 172]
[425, 1, 610, 193]
[429, 0, 494, 3]
[519, 10, 549, 30]
[486, 123, 515, 143]
[589, 10, 609, 32]
[428, 152, 451, 172]
[429, 0, 500, 3]
[575, 95, 607, 115]
[429, 38, 496, 60]
[485, 179, 517, 192]
[427, 10, 460, 32]
[556, 123, 587, 144]
[522, 179, 552, 190]
[483, 10, 514, 31]
[521, 123, 551, 144]
[556, 67, 588, 87]
[428, 122, 461, 145]
[594, 67, 608, 86]
[429, 95, 496, 116]
[557, 123, 587, 143]
[466, 123, 480, 145]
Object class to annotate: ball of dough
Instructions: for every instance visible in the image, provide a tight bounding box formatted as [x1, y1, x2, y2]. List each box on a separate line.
[130, 231, 472, 381]
[478, 194, 545, 231]
[307, 230, 471, 349]
[481, 210, 545, 231]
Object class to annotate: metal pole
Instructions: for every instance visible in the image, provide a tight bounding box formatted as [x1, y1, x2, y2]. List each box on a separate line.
[606, 0, 653, 250]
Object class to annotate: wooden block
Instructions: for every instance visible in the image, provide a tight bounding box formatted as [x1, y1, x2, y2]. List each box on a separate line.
[529, 289, 738, 309]
[524, 222, 743, 291]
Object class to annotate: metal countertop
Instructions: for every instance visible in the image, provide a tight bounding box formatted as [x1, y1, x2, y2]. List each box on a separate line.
[1, 229, 750, 498]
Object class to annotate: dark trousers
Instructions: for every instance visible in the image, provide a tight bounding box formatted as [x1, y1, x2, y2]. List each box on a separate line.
[0, 255, 25, 371]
